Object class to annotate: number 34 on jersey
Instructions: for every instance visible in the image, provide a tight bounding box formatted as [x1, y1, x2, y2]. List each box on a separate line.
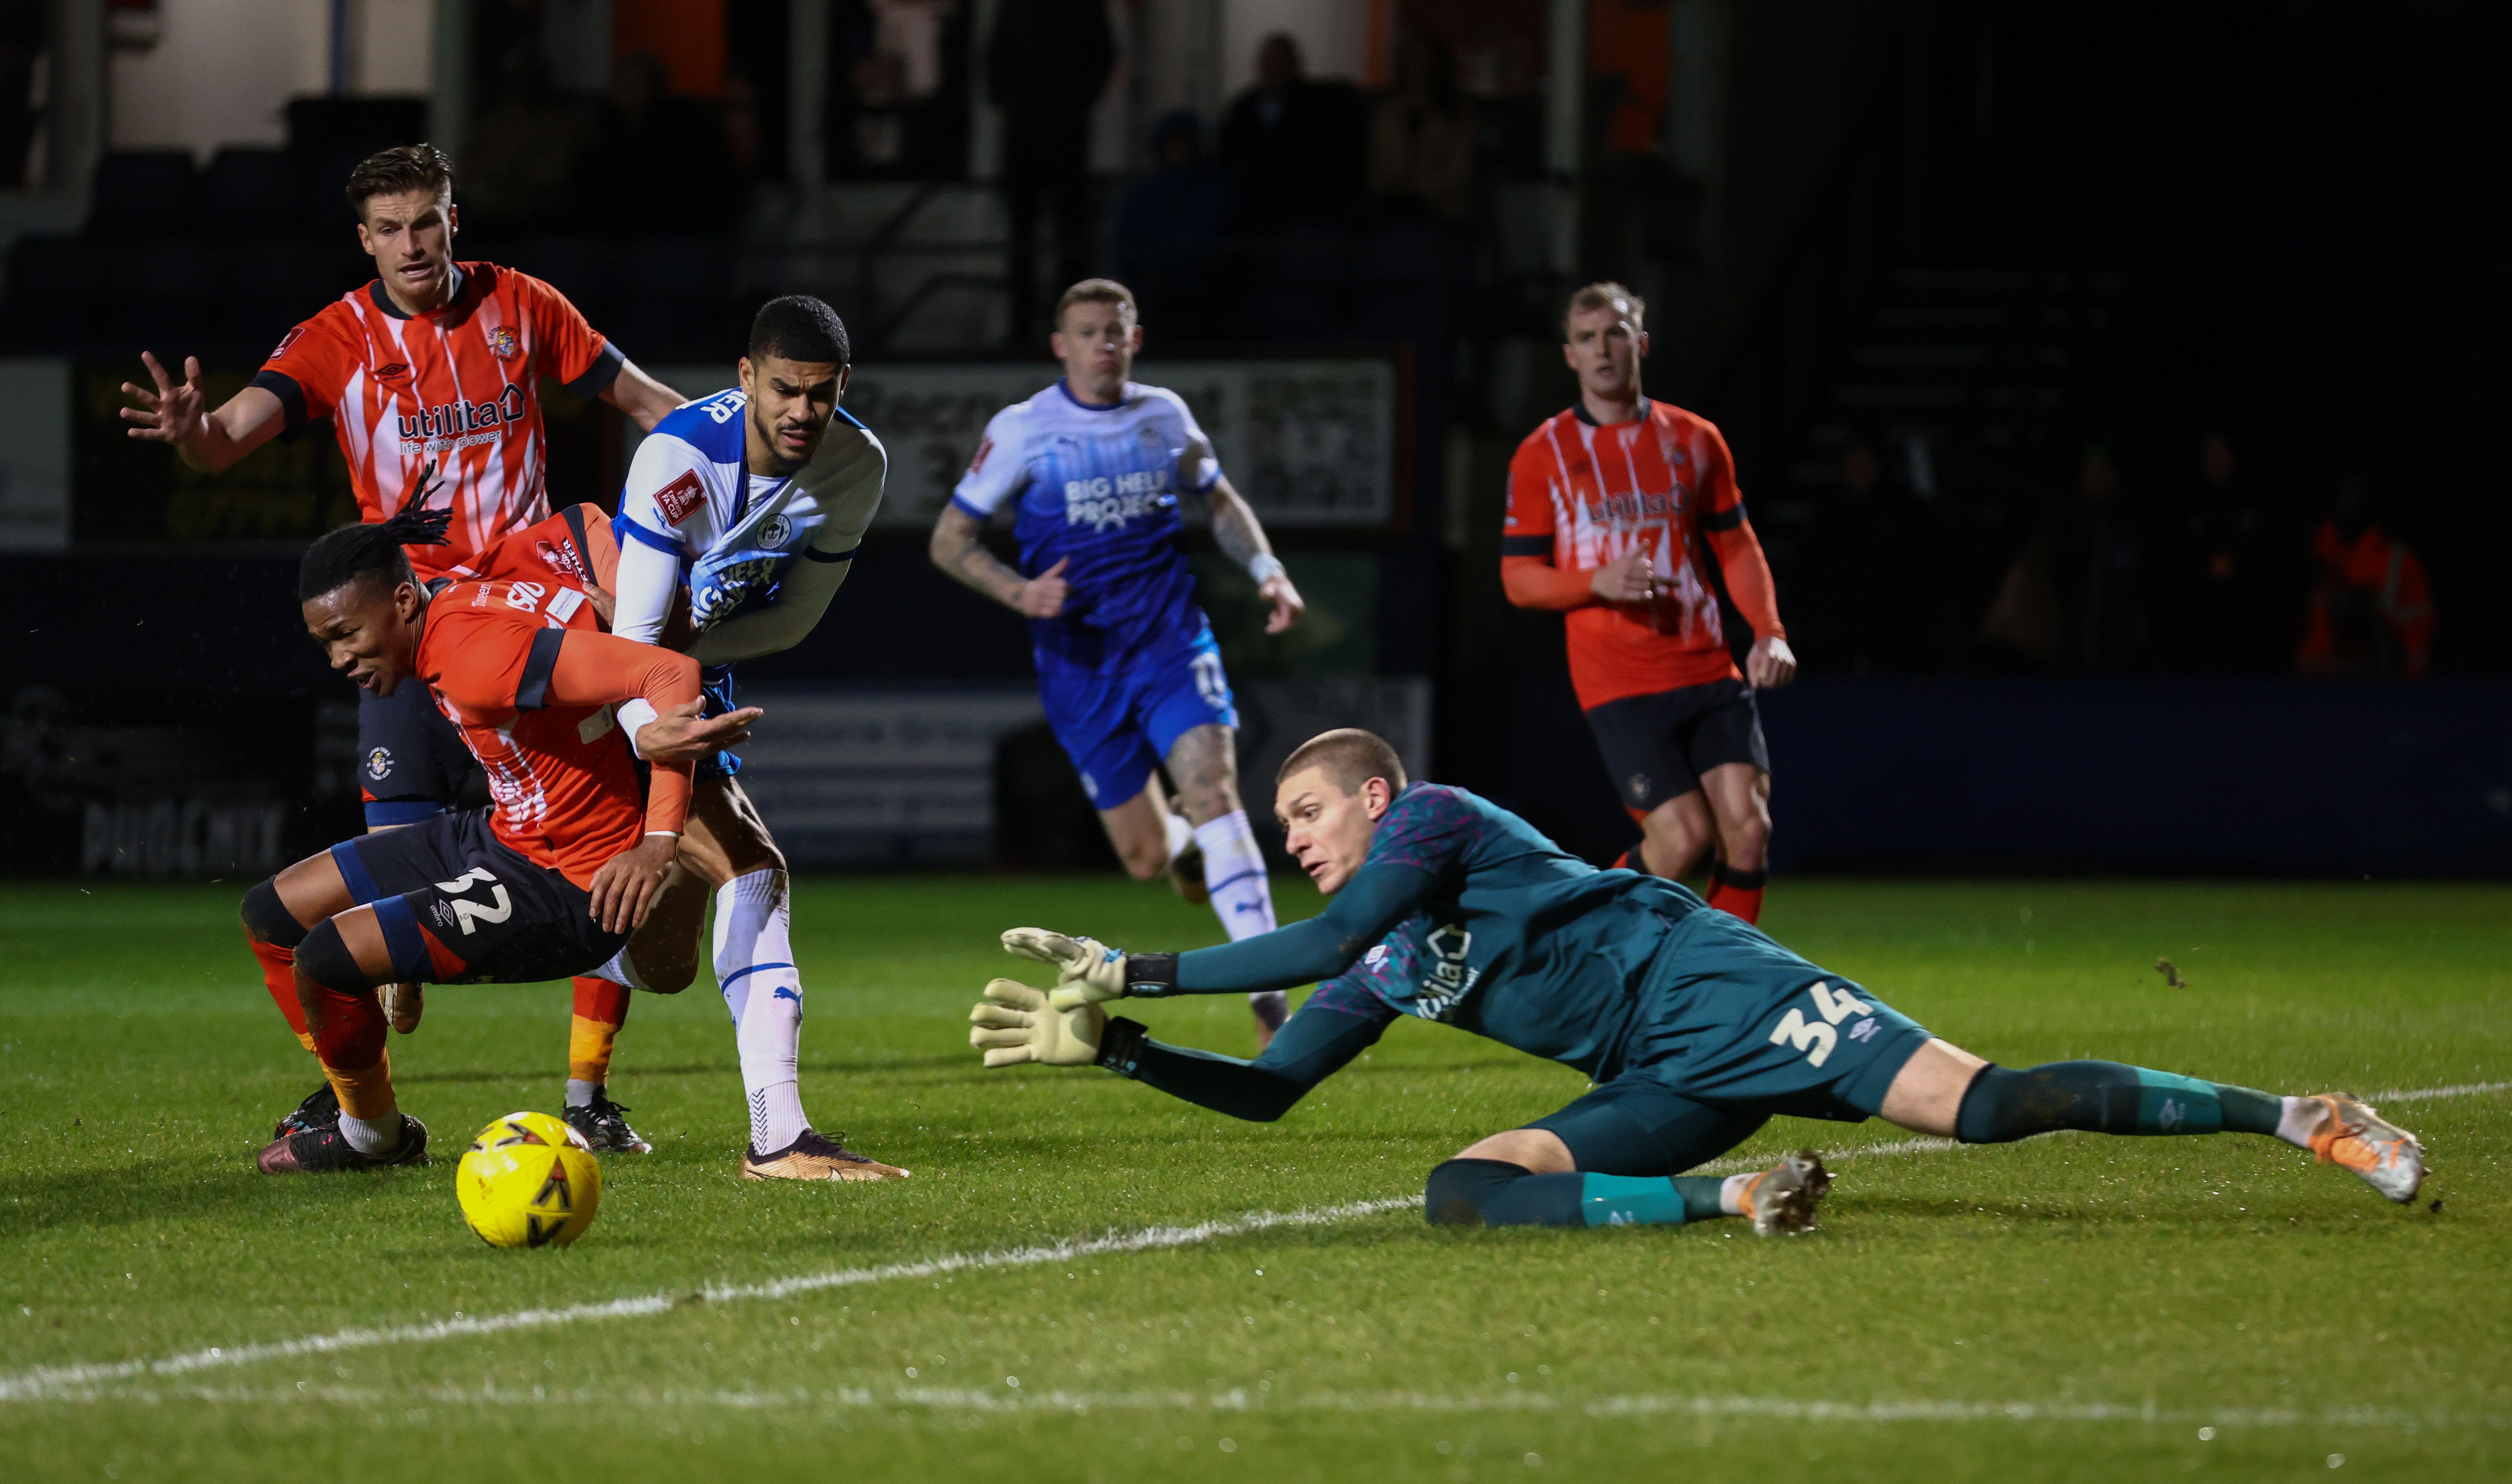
[1768, 982, 1876, 1068]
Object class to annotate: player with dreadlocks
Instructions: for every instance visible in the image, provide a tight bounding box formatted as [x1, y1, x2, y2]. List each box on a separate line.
[236, 506, 749, 1171]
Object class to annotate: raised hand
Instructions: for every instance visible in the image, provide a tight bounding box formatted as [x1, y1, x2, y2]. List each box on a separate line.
[119, 351, 208, 446]
[968, 978, 1106, 1067]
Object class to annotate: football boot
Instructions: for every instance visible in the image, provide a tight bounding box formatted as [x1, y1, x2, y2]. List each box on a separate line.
[1736, 1150, 1831, 1236]
[2297, 1092, 2426, 1203]
[257, 1113, 430, 1174]
[272, 1082, 341, 1141]
[564, 1093, 654, 1155]
[740, 1129, 909, 1182]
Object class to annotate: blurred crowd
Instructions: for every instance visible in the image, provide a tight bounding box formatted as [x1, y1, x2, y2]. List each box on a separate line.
[1014, 19, 1486, 342]
[1796, 431, 2435, 680]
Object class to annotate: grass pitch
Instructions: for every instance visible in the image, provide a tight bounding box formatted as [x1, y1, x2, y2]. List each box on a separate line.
[2, 876, 2508, 1482]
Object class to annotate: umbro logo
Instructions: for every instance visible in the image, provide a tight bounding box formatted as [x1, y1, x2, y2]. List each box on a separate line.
[1848, 1018, 1880, 1042]
[374, 362, 409, 381]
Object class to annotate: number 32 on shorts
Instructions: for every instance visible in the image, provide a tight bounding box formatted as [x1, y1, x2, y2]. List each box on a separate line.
[1768, 982, 1872, 1068]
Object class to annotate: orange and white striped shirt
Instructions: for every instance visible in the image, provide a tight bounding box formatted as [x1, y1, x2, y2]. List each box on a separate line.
[1501, 399, 1784, 709]
[252, 261, 621, 580]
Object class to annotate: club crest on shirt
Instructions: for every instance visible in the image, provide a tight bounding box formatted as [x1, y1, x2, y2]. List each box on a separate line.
[365, 747, 394, 781]
[759, 515, 792, 549]
[654, 470, 706, 526]
[485, 325, 521, 360]
[534, 539, 583, 579]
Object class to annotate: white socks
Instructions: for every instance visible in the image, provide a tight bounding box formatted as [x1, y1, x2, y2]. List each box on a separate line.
[2273, 1095, 2317, 1150]
[1196, 810, 1276, 940]
[338, 1109, 401, 1155]
[1192, 810, 1284, 1027]
[716, 868, 809, 1154]
[1718, 1172, 1756, 1215]
[590, 943, 648, 991]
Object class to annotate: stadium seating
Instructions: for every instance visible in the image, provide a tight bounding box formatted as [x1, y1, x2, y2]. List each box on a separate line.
[81, 151, 200, 243]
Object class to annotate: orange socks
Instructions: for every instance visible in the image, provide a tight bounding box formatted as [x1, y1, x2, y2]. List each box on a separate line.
[568, 976, 630, 1088]
[248, 934, 318, 1054]
[1705, 864, 1767, 924]
[321, 1049, 397, 1121]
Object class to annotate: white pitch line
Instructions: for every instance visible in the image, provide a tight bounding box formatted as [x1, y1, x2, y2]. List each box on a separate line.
[2373, 1078, 2512, 1103]
[0, 1198, 1411, 1404]
[4, 1076, 2501, 1406]
[21, 1381, 2509, 1434]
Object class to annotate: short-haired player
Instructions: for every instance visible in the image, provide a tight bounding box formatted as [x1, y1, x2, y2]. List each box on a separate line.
[930, 279, 1305, 1047]
[1502, 283, 1794, 922]
[600, 295, 906, 1182]
[971, 729, 2428, 1234]
[239, 509, 751, 1172]
[120, 144, 689, 1150]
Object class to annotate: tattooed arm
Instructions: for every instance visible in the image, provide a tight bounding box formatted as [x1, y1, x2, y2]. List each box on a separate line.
[1205, 476, 1304, 634]
[929, 503, 1068, 618]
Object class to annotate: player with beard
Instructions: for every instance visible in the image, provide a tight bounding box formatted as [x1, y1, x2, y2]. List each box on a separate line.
[599, 295, 904, 1182]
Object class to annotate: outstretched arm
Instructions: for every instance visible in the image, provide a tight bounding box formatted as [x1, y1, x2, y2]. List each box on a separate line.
[1004, 862, 1437, 1003]
[119, 353, 287, 473]
[1097, 1003, 1387, 1122]
[969, 978, 1388, 1123]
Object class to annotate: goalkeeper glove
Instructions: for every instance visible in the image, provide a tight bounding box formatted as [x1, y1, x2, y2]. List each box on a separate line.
[967, 978, 1105, 1067]
[1001, 927, 1129, 1008]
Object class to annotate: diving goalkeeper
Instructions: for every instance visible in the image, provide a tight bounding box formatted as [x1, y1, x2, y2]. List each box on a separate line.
[970, 728, 2427, 1234]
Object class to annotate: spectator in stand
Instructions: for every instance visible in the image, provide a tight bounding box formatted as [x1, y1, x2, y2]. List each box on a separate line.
[1219, 33, 1367, 230]
[986, 0, 1115, 339]
[2295, 475, 2432, 678]
[2173, 430, 2270, 672]
[582, 51, 739, 224]
[1114, 111, 1233, 340]
[1367, 31, 1476, 222]
[1981, 442, 2148, 672]
[461, 46, 590, 230]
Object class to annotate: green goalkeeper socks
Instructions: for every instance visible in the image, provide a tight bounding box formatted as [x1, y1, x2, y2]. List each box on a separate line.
[1578, 1173, 1730, 1228]
[1423, 1161, 1736, 1227]
[1958, 1061, 2289, 1142]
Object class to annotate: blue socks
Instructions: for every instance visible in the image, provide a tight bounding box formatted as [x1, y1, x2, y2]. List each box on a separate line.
[1956, 1061, 2285, 1143]
[1423, 1159, 1730, 1228]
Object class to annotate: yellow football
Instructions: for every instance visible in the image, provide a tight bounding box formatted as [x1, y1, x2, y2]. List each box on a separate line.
[456, 1112, 603, 1248]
